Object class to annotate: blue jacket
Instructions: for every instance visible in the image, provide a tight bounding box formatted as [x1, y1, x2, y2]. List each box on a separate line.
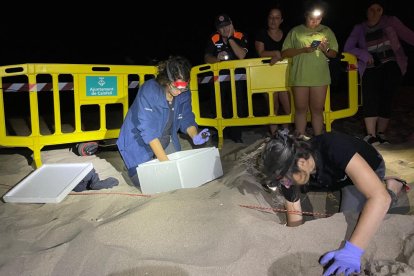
[116, 79, 197, 175]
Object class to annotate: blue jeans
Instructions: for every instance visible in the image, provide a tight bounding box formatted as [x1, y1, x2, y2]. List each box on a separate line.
[340, 159, 397, 212]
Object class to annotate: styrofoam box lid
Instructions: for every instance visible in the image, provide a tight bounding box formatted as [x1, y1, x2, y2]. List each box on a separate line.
[3, 163, 93, 204]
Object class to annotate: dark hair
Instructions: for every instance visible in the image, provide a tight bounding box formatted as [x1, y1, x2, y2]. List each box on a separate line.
[261, 132, 314, 178]
[156, 56, 191, 87]
[367, 0, 386, 9]
[267, 3, 283, 15]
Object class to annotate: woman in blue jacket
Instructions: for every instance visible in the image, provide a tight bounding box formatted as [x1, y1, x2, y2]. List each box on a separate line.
[117, 56, 210, 187]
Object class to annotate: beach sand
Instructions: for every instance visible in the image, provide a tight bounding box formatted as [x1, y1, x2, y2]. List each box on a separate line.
[1, 88, 414, 275]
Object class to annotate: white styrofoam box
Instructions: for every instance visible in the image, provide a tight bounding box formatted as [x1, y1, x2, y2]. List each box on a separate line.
[137, 147, 223, 194]
[3, 163, 93, 203]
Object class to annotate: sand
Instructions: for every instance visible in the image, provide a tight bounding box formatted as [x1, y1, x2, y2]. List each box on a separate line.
[1, 87, 414, 276]
[0, 134, 413, 276]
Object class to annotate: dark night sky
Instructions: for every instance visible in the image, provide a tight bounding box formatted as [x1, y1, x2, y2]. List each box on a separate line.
[1, 0, 413, 82]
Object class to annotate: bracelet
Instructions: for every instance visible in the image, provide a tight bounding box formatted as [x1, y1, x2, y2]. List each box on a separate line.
[325, 48, 330, 53]
[228, 36, 235, 42]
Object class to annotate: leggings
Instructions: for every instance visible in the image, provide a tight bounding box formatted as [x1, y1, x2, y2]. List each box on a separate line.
[361, 61, 402, 118]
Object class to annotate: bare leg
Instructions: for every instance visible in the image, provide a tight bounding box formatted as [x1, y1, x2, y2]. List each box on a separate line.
[269, 92, 280, 135]
[309, 86, 327, 136]
[292, 87, 310, 135]
[364, 117, 378, 136]
[269, 124, 278, 136]
[377, 117, 390, 134]
[279, 91, 291, 130]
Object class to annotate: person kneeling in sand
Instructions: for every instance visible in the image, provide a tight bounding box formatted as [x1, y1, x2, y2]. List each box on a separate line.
[117, 56, 210, 187]
[260, 131, 409, 276]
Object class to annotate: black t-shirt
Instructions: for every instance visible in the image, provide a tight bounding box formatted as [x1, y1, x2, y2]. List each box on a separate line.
[254, 29, 285, 52]
[281, 132, 383, 202]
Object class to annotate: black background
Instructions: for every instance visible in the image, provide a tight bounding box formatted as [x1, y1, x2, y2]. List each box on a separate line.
[1, 0, 413, 82]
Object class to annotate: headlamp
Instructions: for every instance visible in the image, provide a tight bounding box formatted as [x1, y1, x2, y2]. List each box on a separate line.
[172, 81, 188, 89]
[312, 9, 322, 17]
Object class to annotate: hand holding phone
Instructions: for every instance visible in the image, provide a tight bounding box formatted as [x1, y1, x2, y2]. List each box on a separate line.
[311, 40, 321, 48]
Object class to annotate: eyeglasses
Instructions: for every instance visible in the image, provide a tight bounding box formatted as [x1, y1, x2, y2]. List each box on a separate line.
[169, 80, 189, 93]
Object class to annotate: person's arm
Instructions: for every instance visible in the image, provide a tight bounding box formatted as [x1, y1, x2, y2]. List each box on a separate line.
[389, 16, 414, 45]
[319, 43, 337, 59]
[149, 138, 169, 161]
[186, 125, 198, 140]
[255, 41, 283, 65]
[138, 82, 169, 161]
[226, 26, 248, 60]
[228, 37, 247, 59]
[345, 153, 391, 249]
[281, 47, 315, 59]
[320, 27, 339, 59]
[204, 53, 220, 64]
[319, 37, 337, 59]
[255, 40, 266, 57]
[285, 199, 303, 227]
[322, 47, 337, 59]
[344, 25, 372, 63]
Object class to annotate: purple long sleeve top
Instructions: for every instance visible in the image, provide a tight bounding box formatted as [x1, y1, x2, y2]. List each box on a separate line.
[344, 15, 414, 76]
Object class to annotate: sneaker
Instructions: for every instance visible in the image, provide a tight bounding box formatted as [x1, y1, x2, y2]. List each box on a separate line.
[298, 134, 311, 141]
[280, 128, 290, 136]
[363, 135, 380, 146]
[377, 132, 390, 144]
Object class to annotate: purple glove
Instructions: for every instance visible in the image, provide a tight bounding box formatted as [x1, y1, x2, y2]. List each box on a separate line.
[320, 241, 364, 276]
[193, 128, 210, 145]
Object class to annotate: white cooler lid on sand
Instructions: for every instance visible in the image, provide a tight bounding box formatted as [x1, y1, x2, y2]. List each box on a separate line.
[3, 163, 93, 204]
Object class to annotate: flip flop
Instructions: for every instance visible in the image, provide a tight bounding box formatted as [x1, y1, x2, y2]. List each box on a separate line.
[384, 176, 411, 193]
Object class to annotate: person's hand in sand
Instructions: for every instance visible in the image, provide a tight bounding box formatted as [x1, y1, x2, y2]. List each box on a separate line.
[319, 240, 364, 276]
[261, 130, 409, 274]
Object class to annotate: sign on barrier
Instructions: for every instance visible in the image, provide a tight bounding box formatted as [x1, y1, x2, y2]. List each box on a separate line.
[86, 76, 118, 96]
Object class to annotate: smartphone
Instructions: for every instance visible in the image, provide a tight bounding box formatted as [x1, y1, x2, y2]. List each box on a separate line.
[311, 40, 321, 48]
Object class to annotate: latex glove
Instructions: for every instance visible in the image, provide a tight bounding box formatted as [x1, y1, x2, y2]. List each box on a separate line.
[320, 241, 364, 276]
[193, 128, 210, 145]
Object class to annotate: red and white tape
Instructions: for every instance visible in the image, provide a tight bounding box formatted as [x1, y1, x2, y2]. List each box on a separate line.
[2, 81, 140, 92]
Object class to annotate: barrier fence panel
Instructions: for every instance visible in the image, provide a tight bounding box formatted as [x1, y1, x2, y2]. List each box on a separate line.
[0, 64, 157, 167]
[190, 53, 358, 148]
[0, 54, 357, 167]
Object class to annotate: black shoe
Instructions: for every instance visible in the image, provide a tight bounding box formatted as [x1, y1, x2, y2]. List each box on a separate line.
[377, 132, 390, 144]
[363, 135, 380, 146]
[225, 127, 243, 143]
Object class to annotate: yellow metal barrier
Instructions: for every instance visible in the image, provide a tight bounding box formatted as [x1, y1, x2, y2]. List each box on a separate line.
[0, 63, 157, 167]
[0, 54, 358, 168]
[191, 53, 358, 148]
